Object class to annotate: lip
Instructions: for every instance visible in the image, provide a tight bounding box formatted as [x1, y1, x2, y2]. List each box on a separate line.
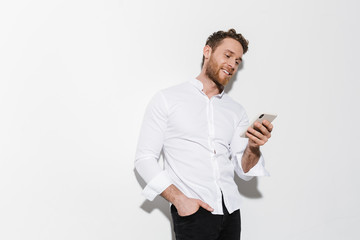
[222, 69, 232, 76]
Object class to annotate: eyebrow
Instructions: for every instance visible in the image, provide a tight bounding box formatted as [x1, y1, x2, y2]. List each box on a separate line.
[225, 49, 242, 62]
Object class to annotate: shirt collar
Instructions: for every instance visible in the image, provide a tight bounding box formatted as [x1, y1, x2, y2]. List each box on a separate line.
[189, 78, 225, 98]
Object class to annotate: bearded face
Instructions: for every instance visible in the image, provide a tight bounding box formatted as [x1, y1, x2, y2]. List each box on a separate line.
[205, 54, 232, 89]
[203, 38, 244, 91]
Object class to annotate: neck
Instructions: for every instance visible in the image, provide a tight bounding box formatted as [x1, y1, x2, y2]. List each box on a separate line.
[196, 70, 223, 99]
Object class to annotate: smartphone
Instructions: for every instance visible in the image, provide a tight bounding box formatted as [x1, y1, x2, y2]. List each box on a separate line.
[240, 113, 277, 138]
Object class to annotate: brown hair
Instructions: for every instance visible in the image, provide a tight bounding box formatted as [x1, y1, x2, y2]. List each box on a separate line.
[201, 29, 249, 67]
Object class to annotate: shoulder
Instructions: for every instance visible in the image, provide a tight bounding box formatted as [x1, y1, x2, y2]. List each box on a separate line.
[161, 81, 191, 95]
[220, 93, 248, 123]
[147, 81, 192, 108]
[222, 93, 246, 112]
[157, 81, 194, 102]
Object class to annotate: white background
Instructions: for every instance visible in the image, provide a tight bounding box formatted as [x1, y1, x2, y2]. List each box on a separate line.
[1, 0, 359, 239]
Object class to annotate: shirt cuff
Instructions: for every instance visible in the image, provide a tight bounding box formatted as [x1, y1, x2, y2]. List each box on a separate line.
[141, 171, 173, 201]
[235, 153, 270, 180]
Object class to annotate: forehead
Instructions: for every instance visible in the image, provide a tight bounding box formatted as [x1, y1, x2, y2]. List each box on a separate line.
[214, 38, 244, 57]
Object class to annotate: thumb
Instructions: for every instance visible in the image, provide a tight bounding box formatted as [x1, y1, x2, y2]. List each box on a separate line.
[197, 200, 214, 212]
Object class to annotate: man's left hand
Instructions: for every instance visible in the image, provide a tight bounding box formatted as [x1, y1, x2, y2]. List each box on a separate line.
[245, 120, 273, 148]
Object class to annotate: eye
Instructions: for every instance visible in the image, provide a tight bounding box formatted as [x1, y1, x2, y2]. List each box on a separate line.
[225, 54, 230, 58]
[235, 61, 240, 65]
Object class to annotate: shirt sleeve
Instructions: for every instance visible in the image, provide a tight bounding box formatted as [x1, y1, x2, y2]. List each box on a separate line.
[230, 112, 270, 181]
[134, 92, 173, 201]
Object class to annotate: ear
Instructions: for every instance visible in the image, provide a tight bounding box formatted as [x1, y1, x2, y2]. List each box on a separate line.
[203, 45, 212, 60]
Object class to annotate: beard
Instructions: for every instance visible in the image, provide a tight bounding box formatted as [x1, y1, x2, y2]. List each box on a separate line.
[205, 56, 228, 91]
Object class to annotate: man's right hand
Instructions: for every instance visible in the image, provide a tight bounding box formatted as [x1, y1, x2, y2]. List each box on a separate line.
[175, 197, 214, 217]
[161, 184, 214, 216]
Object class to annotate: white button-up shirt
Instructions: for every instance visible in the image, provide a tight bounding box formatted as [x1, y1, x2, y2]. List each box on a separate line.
[135, 79, 269, 214]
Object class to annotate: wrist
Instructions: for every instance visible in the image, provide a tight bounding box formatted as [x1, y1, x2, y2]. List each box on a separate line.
[161, 184, 188, 208]
[173, 194, 188, 208]
[247, 144, 261, 156]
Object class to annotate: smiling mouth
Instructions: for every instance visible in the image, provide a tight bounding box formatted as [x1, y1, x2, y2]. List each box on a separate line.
[222, 69, 232, 76]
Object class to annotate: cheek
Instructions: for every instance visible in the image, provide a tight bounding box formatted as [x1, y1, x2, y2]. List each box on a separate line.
[219, 57, 227, 65]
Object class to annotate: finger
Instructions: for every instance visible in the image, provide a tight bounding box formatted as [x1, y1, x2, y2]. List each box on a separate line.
[261, 120, 273, 133]
[248, 125, 267, 141]
[254, 122, 271, 139]
[246, 130, 266, 146]
[197, 200, 214, 212]
[254, 122, 270, 135]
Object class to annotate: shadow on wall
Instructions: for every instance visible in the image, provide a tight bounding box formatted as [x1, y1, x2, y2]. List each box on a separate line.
[134, 169, 176, 240]
[134, 168, 262, 240]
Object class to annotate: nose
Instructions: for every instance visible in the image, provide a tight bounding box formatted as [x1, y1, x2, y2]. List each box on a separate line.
[227, 60, 235, 70]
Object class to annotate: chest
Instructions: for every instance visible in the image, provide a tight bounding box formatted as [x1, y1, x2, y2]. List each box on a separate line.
[166, 98, 237, 142]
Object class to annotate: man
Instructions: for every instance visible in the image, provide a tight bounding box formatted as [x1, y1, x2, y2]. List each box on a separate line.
[135, 29, 274, 240]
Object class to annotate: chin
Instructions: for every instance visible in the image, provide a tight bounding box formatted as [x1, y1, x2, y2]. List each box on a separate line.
[218, 77, 230, 86]
[221, 81, 229, 87]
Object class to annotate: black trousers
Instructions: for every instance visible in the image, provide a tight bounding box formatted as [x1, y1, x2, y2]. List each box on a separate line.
[170, 197, 241, 240]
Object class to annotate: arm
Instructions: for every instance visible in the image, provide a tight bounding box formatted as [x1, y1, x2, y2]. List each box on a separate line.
[242, 120, 274, 172]
[135, 92, 172, 200]
[230, 112, 272, 180]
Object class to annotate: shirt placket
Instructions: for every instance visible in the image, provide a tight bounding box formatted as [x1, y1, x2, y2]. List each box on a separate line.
[207, 97, 223, 211]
